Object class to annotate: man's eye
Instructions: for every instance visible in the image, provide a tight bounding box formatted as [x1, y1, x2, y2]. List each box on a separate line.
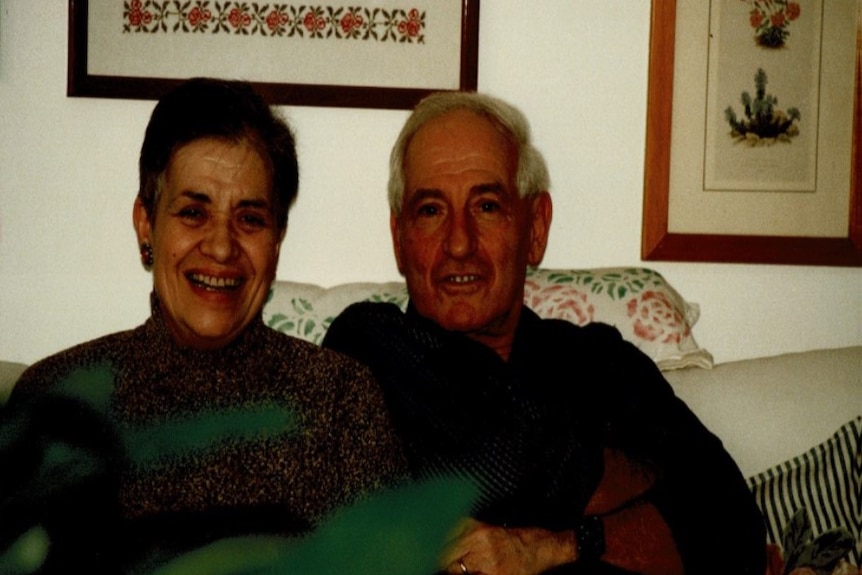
[416, 204, 441, 217]
[478, 200, 501, 213]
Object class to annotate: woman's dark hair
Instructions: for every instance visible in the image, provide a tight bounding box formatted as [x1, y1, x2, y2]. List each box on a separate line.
[138, 78, 298, 231]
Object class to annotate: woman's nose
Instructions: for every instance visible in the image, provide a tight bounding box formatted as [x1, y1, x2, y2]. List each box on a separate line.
[201, 219, 238, 262]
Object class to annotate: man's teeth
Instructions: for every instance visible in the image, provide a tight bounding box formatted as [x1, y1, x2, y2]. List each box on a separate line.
[189, 274, 241, 289]
[450, 275, 478, 284]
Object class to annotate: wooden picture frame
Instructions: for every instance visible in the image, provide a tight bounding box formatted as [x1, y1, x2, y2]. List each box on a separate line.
[642, 0, 862, 266]
[68, 0, 479, 109]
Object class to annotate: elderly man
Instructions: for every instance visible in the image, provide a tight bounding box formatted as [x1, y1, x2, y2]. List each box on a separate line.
[323, 92, 766, 575]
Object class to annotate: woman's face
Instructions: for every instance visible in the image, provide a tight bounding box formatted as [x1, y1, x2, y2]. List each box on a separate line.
[134, 137, 283, 350]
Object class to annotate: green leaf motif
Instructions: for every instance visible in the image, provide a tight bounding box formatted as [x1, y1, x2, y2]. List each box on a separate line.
[302, 320, 316, 337]
[780, 509, 854, 575]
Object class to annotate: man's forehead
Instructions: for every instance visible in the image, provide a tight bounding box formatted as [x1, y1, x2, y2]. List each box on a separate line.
[404, 111, 518, 186]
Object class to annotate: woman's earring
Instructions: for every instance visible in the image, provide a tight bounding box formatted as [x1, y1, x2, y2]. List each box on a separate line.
[140, 242, 154, 270]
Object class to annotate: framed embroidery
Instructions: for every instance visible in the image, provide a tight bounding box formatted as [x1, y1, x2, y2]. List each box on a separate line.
[68, 0, 479, 109]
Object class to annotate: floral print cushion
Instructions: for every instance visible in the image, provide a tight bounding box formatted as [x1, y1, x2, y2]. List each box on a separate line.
[263, 267, 712, 371]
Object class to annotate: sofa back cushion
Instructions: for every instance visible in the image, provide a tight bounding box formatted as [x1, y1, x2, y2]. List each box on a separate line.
[263, 267, 712, 371]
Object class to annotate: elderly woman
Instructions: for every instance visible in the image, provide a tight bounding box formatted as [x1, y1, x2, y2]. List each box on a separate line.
[4, 78, 405, 570]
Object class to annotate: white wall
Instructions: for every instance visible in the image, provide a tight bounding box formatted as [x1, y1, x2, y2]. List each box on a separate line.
[1, 1, 860, 366]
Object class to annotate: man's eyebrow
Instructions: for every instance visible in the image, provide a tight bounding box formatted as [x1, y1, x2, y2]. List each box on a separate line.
[406, 188, 445, 207]
[471, 182, 507, 196]
[408, 182, 507, 202]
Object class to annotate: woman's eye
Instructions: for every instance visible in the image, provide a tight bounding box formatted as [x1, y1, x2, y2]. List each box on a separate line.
[177, 207, 205, 222]
[239, 213, 268, 229]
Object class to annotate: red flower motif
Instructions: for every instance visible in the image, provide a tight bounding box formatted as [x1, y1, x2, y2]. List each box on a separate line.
[749, 9, 764, 28]
[266, 9, 289, 32]
[187, 6, 211, 28]
[228, 7, 251, 30]
[397, 8, 422, 38]
[303, 11, 326, 33]
[340, 12, 364, 35]
[626, 290, 688, 344]
[524, 282, 595, 326]
[785, 2, 801, 21]
[128, 6, 152, 28]
[770, 11, 786, 28]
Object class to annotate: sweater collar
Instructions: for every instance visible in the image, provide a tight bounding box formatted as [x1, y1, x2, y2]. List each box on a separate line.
[144, 291, 267, 364]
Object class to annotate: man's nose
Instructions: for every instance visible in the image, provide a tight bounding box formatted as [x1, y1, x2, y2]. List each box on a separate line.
[443, 212, 477, 258]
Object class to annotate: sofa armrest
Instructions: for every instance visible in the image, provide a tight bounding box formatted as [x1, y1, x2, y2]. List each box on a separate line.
[664, 346, 862, 478]
[0, 361, 28, 406]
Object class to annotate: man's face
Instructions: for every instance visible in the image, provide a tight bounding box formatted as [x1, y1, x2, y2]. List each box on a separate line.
[391, 110, 551, 357]
[134, 137, 283, 350]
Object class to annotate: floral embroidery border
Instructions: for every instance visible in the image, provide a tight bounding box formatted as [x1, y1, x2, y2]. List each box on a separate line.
[124, 1, 426, 42]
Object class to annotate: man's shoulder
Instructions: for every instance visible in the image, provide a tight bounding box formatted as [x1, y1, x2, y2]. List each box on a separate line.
[332, 301, 405, 326]
[323, 301, 405, 346]
[522, 307, 626, 346]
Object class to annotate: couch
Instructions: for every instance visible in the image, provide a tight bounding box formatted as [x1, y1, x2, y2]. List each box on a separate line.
[2, 267, 859, 572]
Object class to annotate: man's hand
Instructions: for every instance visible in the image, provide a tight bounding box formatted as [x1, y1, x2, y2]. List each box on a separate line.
[438, 518, 576, 575]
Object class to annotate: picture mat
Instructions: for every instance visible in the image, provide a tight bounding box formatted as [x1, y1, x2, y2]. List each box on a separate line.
[86, 2, 463, 90]
[704, 0, 821, 192]
[668, 0, 856, 238]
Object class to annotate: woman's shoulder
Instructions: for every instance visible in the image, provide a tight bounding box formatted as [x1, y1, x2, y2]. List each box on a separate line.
[261, 324, 377, 380]
[10, 329, 136, 404]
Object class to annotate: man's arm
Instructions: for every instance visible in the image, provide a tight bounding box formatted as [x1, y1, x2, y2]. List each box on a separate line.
[437, 448, 683, 575]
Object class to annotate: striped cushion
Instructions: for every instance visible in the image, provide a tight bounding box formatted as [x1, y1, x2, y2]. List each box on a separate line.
[748, 416, 861, 567]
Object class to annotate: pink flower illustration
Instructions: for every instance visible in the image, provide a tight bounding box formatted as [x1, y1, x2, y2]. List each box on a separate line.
[785, 2, 801, 20]
[749, 10, 764, 28]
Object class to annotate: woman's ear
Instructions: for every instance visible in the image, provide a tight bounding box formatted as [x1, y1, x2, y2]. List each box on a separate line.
[132, 198, 152, 246]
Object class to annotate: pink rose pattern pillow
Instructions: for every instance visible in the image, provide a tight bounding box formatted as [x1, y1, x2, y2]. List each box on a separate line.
[265, 268, 712, 371]
[524, 268, 712, 370]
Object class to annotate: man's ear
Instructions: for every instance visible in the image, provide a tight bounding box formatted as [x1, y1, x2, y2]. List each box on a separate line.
[390, 211, 405, 275]
[133, 198, 153, 247]
[527, 192, 553, 267]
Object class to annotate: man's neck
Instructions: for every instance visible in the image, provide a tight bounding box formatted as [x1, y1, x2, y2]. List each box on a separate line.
[467, 332, 515, 362]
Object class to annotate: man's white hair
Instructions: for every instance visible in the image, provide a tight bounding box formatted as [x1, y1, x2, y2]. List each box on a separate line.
[388, 91, 551, 213]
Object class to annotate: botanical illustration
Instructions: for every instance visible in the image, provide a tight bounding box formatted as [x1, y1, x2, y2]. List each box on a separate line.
[742, 0, 802, 48]
[723, 68, 801, 146]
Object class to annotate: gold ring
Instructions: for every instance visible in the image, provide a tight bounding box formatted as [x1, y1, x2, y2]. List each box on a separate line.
[458, 558, 469, 575]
